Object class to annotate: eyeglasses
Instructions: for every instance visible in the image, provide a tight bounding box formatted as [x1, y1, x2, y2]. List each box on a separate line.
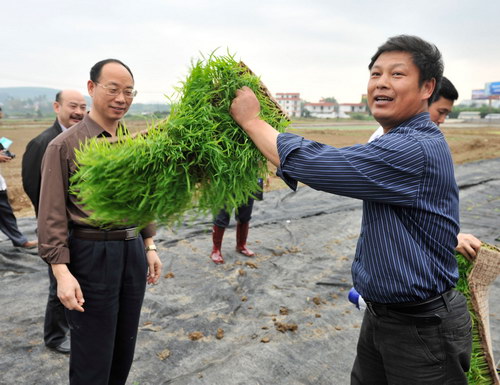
[95, 82, 138, 99]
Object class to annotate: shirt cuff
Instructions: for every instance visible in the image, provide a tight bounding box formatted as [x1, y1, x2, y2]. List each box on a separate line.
[140, 223, 156, 239]
[39, 244, 71, 264]
[277, 132, 303, 191]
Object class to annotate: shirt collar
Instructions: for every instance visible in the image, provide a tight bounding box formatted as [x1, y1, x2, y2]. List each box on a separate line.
[57, 119, 68, 132]
[83, 113, 113, 138]
[401, 111, 431, 126]
[82, 113, 128, 138]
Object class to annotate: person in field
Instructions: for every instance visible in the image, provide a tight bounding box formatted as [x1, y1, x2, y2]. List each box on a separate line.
[368, 76, 482, 260]
[38, 59, 162, 385]
[22, 89, 87, 355]
[230, 35, 472, 384]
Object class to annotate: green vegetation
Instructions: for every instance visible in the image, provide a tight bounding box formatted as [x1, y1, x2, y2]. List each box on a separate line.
[455, 252, 493, 384]
[71, 52, 289, 228]
[0, 87, 169, 118]
[349, 112, 373, 121]
[322, 96, 338, 104]
[451, 105, 500, 119]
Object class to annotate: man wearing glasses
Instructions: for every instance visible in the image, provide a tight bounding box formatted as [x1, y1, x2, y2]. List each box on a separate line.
[38, 59, 162, 385]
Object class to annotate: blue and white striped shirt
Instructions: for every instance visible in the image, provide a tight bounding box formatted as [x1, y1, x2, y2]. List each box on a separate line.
[276, 112, 460, 303]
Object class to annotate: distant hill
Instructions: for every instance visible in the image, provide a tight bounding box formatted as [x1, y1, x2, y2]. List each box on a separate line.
[0, 87, 61, 103]
[0, 87, 169, 117]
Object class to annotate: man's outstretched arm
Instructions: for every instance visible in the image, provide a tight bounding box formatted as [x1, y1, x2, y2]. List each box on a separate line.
[230, 86, 280, 167]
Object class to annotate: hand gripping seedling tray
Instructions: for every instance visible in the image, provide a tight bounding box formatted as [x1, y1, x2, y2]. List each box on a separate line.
[455, 243, 500, 384]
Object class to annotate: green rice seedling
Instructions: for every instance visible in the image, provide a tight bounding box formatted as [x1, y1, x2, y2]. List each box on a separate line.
[73, 127, 194, 228]
[455, 252, 493, 384]
[71, 51, 289, 227]
[167, 52, 289, 215]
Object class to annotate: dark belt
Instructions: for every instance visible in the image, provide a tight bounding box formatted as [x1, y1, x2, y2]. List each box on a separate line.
[365, 289, 457, 316]
[72, 227, 139, 241]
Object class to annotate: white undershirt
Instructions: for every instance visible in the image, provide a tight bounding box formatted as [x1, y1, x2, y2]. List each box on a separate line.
[58, 120, 69, 131]
[368, 126, 384, 143]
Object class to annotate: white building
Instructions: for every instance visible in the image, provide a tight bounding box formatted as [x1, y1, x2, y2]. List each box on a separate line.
[457, 111, 481, 121]
[275, 92, 302, 117]
[339, 103, 367, 115]
[303, 101, 338, 118]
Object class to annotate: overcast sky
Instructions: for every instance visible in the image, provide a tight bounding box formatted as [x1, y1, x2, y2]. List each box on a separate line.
[1, 0, 498, 104]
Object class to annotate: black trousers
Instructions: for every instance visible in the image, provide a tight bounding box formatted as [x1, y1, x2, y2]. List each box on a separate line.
[214, 198, 254, 228]
[44, 266, 69, 347]
[66, 235, 147, 385]
[351, 290, 472, 385]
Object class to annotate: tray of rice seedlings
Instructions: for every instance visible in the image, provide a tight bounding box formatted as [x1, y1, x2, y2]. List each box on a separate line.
[71, 51, 290, 228]
[455, 243, 500, 384]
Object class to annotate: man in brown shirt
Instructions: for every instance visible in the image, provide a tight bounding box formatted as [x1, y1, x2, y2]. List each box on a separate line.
[38, 59, 162, 385]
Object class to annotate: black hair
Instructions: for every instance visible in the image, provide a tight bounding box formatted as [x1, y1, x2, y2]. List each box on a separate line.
[368, 35, 443, 104]
[90, 59, 134, 83]
[434, 76, 459, 102]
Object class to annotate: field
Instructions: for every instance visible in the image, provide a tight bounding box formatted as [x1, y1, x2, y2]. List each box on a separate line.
[1, 118, 499, 384]
[1, 118, 500, 218]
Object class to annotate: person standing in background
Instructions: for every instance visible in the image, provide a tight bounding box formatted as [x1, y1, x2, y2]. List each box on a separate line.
[22, 89, 87, 355]
[22, 90, 87, 215]
[0, 151, 37, 248]
[210, 198, 256, 264]
[210, 177, 268, 264]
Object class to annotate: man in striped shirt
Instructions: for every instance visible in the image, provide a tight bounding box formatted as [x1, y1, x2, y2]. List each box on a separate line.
[369, 76, 482, 260]
[230, 35, 472, 384]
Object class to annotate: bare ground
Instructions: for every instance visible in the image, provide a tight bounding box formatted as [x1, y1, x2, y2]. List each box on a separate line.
[0, 119, 499, 385]
[0, 158, 499, 385]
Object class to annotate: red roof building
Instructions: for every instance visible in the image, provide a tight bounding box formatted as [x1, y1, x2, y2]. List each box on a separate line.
[275, 92, 302, 117]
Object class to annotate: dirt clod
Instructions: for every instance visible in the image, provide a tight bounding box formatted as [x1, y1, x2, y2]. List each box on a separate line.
[157, 349, 171, 360]
[188, 331, 204, 341]
[245, 261, 258, 269]
[275, 322, 298, 333]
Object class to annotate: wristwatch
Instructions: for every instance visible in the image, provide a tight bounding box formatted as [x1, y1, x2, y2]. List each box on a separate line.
[145, 244, 157, 252]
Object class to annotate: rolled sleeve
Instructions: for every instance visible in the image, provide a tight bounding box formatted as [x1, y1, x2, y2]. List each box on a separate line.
[38, 142, 71, 264]
[38, 244, 70, 265]
[276, 132, 304, 191]
[275, 131, 424, 204]
[140, 223, 156, 239]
